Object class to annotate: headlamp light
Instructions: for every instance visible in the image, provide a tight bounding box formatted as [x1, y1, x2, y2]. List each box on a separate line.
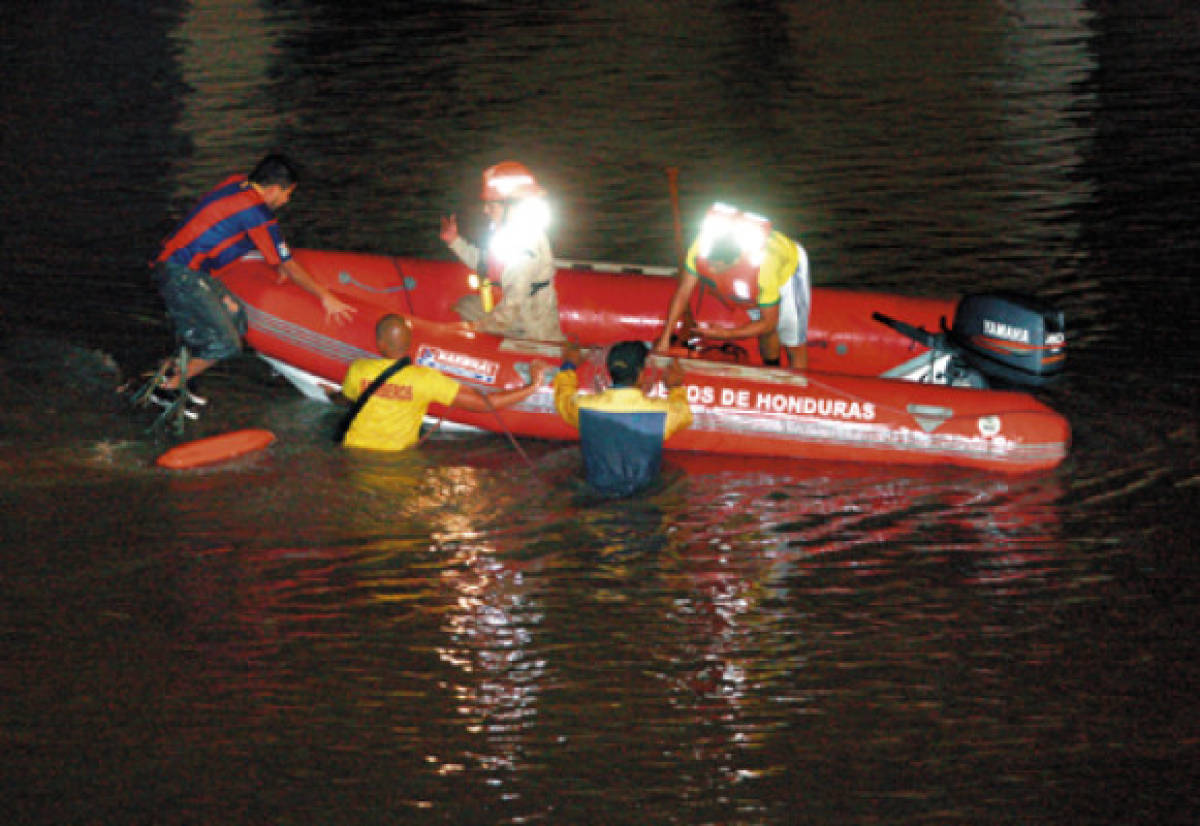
[509, 196, 551, 234]
[697, 202, 768, 264]
[490, 196, 551, 266]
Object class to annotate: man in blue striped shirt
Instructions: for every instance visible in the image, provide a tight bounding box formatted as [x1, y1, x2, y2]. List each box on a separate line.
[151, 154, 354, 393]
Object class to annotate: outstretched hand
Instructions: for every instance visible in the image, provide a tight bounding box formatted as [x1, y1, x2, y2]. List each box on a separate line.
[655, 317, 698, 354]
[322, 293, 357, 325]
[528, 360, 548, 387]
[561, 341, 583, 366]
[439, 214, 459, 244]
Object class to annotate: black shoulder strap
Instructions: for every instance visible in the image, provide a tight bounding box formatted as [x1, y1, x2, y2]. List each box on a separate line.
[336, 357, 412, 443]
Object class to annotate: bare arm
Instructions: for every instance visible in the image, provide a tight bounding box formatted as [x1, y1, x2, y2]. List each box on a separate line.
[451, 361, 547, 413]
[653, 270, 700, 353]
[277, 258, 356, 324]
[694, 303, 780, 341]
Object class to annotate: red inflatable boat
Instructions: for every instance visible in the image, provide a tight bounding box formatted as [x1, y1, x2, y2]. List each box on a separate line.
[216, 249, 1070, 473]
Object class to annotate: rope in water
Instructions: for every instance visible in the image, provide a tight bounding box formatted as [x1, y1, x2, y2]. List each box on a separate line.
[481, 391, 536, 470]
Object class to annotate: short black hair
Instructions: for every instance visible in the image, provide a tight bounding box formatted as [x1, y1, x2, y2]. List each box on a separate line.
[607, 340, 648, 387]
[249, 154, 300, 188]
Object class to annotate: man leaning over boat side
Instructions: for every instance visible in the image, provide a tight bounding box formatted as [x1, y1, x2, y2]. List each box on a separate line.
[654, 202, 811, 370]
[439, 161, 565, 342]
[149, 153, 355, 398]
[553, 341, 693, 497]
[335, 313, 547, 452]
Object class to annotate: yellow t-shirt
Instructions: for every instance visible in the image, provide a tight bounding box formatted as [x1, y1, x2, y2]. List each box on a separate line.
[340, 359, 461, 451]
[553, 370, 692, 438]
[685, 229, 799, 307]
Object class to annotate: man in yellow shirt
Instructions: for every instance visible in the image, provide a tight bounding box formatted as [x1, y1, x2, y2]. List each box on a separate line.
[654, 202, 810, 369]
[339, 314, 546, 451]
[554, 340, 692, 497]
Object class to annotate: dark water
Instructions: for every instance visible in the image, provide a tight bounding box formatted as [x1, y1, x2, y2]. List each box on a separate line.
[2, 1, 1198, 823]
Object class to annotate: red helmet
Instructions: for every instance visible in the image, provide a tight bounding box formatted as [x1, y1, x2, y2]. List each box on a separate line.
[481, 161, 545, 202]
[693, 203, 771, 304]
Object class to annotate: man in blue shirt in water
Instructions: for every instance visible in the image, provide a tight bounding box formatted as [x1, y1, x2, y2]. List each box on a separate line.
[553, 341, 692, 497]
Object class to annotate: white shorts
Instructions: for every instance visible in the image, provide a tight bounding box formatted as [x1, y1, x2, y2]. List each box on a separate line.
[776, 243, 811, 347]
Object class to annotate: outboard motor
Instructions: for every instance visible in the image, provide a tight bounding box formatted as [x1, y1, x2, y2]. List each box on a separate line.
[872, 292, 1065, 389]
[948, 292, 1065, 388]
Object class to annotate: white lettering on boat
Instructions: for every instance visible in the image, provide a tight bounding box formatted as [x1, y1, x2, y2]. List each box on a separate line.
[415, 345, 499, 384]
[982, 319, 1031, 343]
[634, 382, 1066, 462]
[675, 384, 876, 421]
[686, 385, 716, 405]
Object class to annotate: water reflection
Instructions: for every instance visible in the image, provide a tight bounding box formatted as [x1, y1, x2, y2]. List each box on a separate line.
[631, 460, 1068, 812]
[436, 540, 546, 778]
[374, 455, 1075, 820]
[340, 452, 558, 797]
[170, 0, 286, 201]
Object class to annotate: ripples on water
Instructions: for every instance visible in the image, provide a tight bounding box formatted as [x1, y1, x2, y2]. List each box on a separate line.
[2, 1, 1198, 823]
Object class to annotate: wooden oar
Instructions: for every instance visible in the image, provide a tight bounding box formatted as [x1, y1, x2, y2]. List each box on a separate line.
[665, 167, 701, 341]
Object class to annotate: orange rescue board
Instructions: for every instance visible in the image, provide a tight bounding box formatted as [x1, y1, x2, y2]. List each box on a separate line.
[156, 428, 276, 469]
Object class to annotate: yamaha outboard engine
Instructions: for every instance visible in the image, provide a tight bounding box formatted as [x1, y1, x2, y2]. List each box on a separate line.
[872, 292, 1065, 389]
[947, 292, 1065, 388]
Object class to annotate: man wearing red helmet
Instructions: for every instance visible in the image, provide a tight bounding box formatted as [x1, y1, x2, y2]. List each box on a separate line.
[654, 203, 810, 369]
[439, 161, 564, 341]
